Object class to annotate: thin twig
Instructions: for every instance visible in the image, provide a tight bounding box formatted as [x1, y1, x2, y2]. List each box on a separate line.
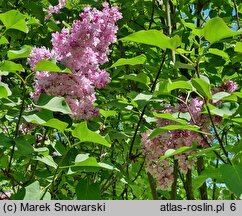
[128, 50, 167, 158]
[205, 102, 232, 165]
[212, 159, 219, 200]
[132, 157, 145, 182]
[7, 82, 26, 173]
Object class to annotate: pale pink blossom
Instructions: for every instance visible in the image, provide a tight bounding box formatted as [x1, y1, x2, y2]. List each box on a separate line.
[29, 4, 122, 120]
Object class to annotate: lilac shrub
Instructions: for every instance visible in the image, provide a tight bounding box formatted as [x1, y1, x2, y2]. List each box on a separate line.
[28, 3, 122, 120]
[45, 0, 67, 20]
[142, 80, 238, 190]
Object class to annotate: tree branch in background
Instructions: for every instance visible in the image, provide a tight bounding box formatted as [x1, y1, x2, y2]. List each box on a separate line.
[233, 0, 241, 29]
[149, 0, 156, 30]
[170, 159, 178, 199]
[197, 157, 208, 199]
[185, 169, 194, 199]
[147, 172, 159, 199]
[165, 0, 177, 78]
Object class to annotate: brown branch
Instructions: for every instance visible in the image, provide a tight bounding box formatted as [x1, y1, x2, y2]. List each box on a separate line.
[197, 157, 208, 199]
[147, 172, 159, 199]
[170, 159, 178, 199]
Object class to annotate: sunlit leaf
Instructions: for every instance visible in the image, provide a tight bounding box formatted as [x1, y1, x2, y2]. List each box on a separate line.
[159, 145, 197, 161]
[235, 42, 242, 53]
[35, 94, 72, 115]
[110, 54, 146, 68]
[174, 62, 195, 70]
[0, 10, 28, 33]
[148, 124, 209, 140]
[204, 17, 242, 44]
[212, 92, 230, 103]
[168, 80, 193, 91]
[0, 82, 12, 98]
[122, 73, 150, 85]
[121, 30, 181, 50]
[100, 109, 117, 118]
[0, 60, 24, 72]
[72, 122, 110, 147]
[210, 102, 239, 117]
[208, 48, 229, 59]
[0, 36, 9, 45]
[153, 112, 187, 124]
[192, 78, 212, 99]
[7, 47, 32, 60]
[35, 59, 72, 73]
[36, 155, 57, 169]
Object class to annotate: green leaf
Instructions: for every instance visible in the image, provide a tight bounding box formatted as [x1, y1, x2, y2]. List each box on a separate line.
[235, 42, 242, 53]
[100, 109, 117, 118]
[0, 155, 8, 168]
[0, 133, 13, 148]
[123, 73, 150, 85]
[24, 110, 68, 131]
[174, 62, 195, 70]
[210, 102, 239, 117]
[110, 54, 146, 68]
[212, 92, 230, 103]
[64, 154, 113, 171]
[36, 155, 57, 169]
[0, 10, 28, 33]
[208, 48, 229, 59]
[23, 110, 53, 125]
[24, 181, 51, 200]
[153, 112, 187, 124]
[167, 80, 193, 92]
[72, 122, 110, 147]
[35, 94, 72, 115]
[0, 60, 24, 72]
[193, 167, 222, 190]
[74, 154, 99, 167]
[220, 164, 242, 197]
[192, 78, 212, 99]
[76, 179, 100, 200]
[43, 119, 68, 132]
[0, 82, 12, 98]
[35, 59, 72, 73]
[148, 124, 209, 140]
[7, 47, 31, 60]
[0, 36, 9, 45]
[204, 17, 242, 44]
[121, 30, 181, 50]
[15, 136, 34, 156]
[159, 145, 197, 161]
[133, 93, 152, 101]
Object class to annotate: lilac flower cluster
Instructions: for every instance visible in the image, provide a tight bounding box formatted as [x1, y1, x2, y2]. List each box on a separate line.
[141, 80, 238, 190]
[45, 0, 67, 20]
[28, 3, 122, 120]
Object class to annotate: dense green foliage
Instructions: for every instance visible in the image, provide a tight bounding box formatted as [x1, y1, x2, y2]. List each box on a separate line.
[1, 0, 242, 200]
